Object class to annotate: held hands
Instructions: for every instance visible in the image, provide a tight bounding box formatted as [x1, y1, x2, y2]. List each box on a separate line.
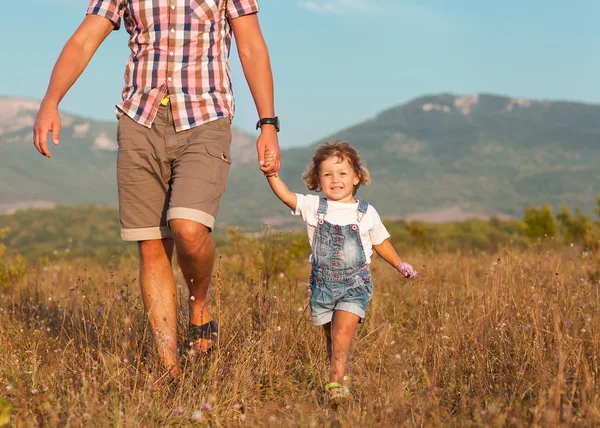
[257, 127, 280, 177]
[263, 150, 276, 171]
[397, 262, 418, 278]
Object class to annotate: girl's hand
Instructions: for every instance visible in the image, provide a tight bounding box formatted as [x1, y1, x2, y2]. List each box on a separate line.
[397, 262, 418, 278]
[264, 150, 276, 170]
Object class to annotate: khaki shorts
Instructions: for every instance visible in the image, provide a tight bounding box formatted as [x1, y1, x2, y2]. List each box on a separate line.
[116, 104, 232, 241]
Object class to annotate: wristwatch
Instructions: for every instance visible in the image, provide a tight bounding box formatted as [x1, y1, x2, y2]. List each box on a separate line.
[256, 117, 280, 132]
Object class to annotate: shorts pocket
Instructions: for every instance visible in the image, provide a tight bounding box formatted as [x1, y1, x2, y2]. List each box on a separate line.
[205, 143, 232, 188]
[353, 271, 373, 295]
[190, 0, 222, 21]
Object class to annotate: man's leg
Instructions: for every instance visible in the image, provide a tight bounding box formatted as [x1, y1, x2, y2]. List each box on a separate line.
[169, 219, 215, 352]
[138, 238, 180, 376]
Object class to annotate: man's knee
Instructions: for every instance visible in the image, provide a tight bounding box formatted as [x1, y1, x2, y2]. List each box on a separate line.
[170, 219, 212, 255]
[138, 239, 173, 265]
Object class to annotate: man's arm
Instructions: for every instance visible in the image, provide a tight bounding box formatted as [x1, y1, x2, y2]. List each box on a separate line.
[229, 14, 280, 177]
[33, 14, 114, 157]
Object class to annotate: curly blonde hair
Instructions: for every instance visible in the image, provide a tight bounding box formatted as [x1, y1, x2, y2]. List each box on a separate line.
[302, 141, 370, 196]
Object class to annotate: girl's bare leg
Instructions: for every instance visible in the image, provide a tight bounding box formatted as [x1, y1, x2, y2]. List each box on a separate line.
[329, 310, 360, 384]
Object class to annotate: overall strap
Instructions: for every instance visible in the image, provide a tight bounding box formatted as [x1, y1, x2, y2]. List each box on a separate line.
[316, 197, 328, 224]
[357, 199, 369, 222]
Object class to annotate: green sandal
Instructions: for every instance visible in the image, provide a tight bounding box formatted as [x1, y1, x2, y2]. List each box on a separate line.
[325, 382, 344, 399]
[342, 375, 351, 395]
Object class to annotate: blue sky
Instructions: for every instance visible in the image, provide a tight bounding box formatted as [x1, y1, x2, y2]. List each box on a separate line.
[3, 0, 599, 147]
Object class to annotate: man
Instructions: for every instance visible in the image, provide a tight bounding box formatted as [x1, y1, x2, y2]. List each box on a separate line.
[33, 0, 281, 377]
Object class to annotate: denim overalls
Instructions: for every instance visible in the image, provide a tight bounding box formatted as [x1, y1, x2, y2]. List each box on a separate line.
[309, 198, 374, 326]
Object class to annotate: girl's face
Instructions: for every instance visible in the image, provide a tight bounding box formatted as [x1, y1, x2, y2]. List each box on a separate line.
[318, 155, 360, 203]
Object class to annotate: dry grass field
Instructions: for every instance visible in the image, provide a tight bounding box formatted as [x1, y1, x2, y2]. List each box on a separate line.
[1, 234, 600, 426]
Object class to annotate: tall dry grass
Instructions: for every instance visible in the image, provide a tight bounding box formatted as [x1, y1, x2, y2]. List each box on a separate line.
[1, 241, 600, 426]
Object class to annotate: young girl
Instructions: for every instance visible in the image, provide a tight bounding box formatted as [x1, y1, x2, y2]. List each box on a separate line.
[264, 141, 417, 400]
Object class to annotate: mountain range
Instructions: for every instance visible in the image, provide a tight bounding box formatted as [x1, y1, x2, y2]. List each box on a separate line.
[1, 93, 599, 229]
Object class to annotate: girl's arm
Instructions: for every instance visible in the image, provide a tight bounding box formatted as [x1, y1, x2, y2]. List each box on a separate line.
[373, 239, 401, 268]
[373, 240, 418, 278]
[266, 175, 297, 211]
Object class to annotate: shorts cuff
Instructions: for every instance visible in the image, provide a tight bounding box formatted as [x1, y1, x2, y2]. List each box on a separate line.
[312, 311, 333, 326]
[121, 226, 172, 241]
[167, 207, 215, 230]
[335, 303, 366, 320]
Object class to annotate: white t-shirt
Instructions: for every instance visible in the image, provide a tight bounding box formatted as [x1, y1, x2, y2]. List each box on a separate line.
[293, 194, 391, 264]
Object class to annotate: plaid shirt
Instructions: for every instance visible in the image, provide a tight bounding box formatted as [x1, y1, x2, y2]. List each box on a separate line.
[87, 0, 259, 131]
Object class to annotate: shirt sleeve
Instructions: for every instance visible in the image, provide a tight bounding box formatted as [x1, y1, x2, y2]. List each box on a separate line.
[292, 194, 319, 223]
[87, 0, 125, 30]
[369, 206, 391, 245]
[226, 0, 260, 19]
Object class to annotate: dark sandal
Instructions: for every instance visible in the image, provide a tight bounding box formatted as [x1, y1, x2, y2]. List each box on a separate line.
[188, 320, 218, 353]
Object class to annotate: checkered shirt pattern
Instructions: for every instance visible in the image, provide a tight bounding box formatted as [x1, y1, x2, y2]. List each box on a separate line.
[87, 0, 259, 131]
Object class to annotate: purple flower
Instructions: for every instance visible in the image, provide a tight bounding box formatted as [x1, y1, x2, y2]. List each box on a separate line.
[524, 325, 533, 330]
[95, 309, 102, 316]
[397, 262, 418, 278]
[173, 407, 185, 416]
[201, 403, 212, 411]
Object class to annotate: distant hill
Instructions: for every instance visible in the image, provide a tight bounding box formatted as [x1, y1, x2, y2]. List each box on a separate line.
[2, 93, 599, 230]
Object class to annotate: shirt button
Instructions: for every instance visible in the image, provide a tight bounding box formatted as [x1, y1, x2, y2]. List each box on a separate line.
[335, 237, 340, 242]
[334, 274, 339, 279]
[334, 250, 339, 254]
[169, 51, 174, 56]
[167, 77, 172, 82]
[171, 5, 175, 9]
[171, 28, 175, 33]
[333, 262, 338, 267]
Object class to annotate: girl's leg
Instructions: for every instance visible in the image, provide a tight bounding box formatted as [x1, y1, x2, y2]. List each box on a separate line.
[322, 322, 332, 362]
[329, 310, 360, 384]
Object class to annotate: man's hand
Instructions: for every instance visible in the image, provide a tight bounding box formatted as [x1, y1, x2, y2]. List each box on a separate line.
[33, 99, 61, 158]
[257, 127, 280, 176]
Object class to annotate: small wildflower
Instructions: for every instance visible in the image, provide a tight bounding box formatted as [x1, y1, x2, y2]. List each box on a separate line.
[83, 413, 91, 421]
[173, 407, 185, 416]
[524, 325, 533, 330]
[394, 354, 401, 360]
[397, 262, 418, 278]
[191, 411, 203, 422]
[389, 340, 395, 345]
[5, 385, 13, 392]
[277, 325, 281, 332]
[297, 307, 303, 312]
[96, 309, 102, 316]
[201, 403, 212, 411]
[581, 329, 587, 333]
[587, 317, 592, 322]
[239, 414, 246, 422]
[115, 292, 122, 301]
[279, 272, 285, 279]
[31, 389, 39, 394]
